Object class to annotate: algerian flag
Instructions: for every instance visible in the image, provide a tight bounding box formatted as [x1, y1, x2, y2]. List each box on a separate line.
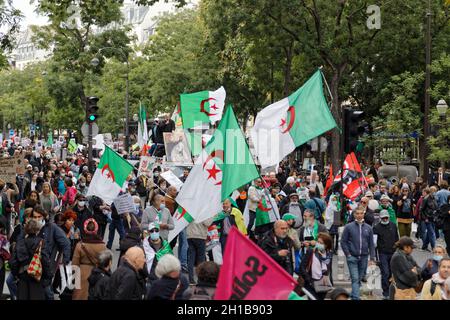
[168, 206, 194, 242]
[251, 69, 337, 168]
[86, 145, 134, 205]
[46, 132, 53, 147]
[171, 103, 183, 130]
[137, 103, 148, 148]
[176, 105, 259, 223]
[180, 86, 226, 129]
[67, 139, 78, 154]
[255, 193, 280, 227]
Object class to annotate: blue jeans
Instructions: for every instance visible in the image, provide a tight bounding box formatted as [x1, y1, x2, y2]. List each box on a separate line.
[378, 253, 393, 297]
[6, 273, 17, 300]
[187, 238, 206, 282]
[44, 285, 54, 300]
[178, 229, 188, 271]
[346, 255, 369, 300]
[107, 219, 125, 249]
[421, 221, 436, 250]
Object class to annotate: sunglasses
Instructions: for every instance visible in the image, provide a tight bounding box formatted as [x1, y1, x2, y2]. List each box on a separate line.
[149, 229, 159, 233]
[361, 201, 368, 204]
[381, 217, 389, 220]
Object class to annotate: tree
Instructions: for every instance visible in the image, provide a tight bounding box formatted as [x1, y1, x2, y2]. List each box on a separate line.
[370, 72, 424, 177]
[0, 0, 22, 68]
[32, 0, 132, 122]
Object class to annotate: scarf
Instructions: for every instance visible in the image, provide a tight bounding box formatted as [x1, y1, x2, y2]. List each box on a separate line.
[143, 236, 173, 274]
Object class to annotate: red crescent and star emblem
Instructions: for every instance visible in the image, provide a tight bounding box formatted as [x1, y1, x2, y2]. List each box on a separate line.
[279, 106, 296, 134]
[101, 164, 115, 183]
[257, 198, 271, 212]
[177, 208, 187, 221]
[200, 98, 218, 117]
[202, 150, 224, 186]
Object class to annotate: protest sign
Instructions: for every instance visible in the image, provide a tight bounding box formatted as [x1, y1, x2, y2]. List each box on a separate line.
[138, 156, 155, 177]
[215, 227, 296, 300]
[0, 155, 26, 183]
[160, 170, 183, 191]
[113, 193, 136, 215]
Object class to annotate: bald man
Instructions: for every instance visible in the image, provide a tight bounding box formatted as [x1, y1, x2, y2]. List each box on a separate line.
[109, 247, 147, 300]
[259, 220, 294, 275]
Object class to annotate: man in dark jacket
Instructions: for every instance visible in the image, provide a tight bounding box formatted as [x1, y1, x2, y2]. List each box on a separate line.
[109, 247, 147, 300]
[0, 179, 13, 235]
[373, 210, 399, 299]
[420, 187, 438, 251]
[341, 206, 376, 300]
[30, 205, 71, 300]
[298, 209, 328, 254]
[88, 250, 113, 300]
[259, 220, 294, 275]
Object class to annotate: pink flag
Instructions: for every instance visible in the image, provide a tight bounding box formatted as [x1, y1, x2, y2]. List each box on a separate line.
[214, 226, 297, 300]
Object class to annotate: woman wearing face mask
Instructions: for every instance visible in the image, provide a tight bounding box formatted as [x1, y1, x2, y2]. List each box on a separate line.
[39, 182, 60, 223]
[420, 245, 447, 282]
[143, 222, 173, 285]
[141, 194, 174, 241]
[9, 219, 51, 300]
[299, 232, 333, 300]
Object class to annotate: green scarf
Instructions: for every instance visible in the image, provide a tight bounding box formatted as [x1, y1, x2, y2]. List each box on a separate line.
[313, 221, 319, 240]
[155, 240, 173, 261]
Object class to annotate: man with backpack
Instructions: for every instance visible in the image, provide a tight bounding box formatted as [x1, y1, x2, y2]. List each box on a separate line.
[183, 261, 220, 300]
[420, 187, 438, 251]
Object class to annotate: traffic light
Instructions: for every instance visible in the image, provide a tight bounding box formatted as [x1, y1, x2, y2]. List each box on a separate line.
[343, 108, 367, 153]
[86, 96, 99, 123]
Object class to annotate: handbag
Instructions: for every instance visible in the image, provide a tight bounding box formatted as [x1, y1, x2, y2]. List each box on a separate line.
[313, 275, 333, 293]
[27, 240, 44, 282]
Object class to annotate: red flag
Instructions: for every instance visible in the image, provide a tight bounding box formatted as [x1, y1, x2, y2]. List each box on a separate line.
[324, 164, 333, 196]
[343, 152, 362, 173]
[343, 177, 366, 200]
[215, 227, 297, 300]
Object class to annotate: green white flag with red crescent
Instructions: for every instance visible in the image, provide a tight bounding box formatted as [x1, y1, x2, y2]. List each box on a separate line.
[251, 69, 337, 168]
[86, 146, 134, 205]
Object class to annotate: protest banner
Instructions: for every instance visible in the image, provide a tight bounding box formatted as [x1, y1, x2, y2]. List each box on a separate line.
[215, 227, 296, 300]
[163, 132, 192, 165]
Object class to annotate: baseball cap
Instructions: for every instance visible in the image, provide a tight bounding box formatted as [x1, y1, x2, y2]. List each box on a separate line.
[379, 210, 390, 218]
[365, 191, 374, 197]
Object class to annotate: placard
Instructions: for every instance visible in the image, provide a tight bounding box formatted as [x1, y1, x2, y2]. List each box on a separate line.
[113, 193, 136, 215]
[138, 156, 155, 177]
[160, 170, 184, 191]
[0, 155, 26, 183]
[163, 132, 192, 165]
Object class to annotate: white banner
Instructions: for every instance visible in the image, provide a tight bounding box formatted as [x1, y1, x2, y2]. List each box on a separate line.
[113, 193, 136, 215]
[161, 170, 184, 191]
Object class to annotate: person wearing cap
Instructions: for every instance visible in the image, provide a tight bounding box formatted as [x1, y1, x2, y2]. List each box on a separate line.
[71, 218, 107, 300]
[340, 205, 376, 300]
[329, 287, 350, 300]
[373, 209, 400, 299]
[304, 189, 326, 224]
[390, 236, 421, 300]
[143, 222, 173, 284]
[281, 193, 304, 229]
[282, 213, 301, 250]
[379, 194, 397, 225]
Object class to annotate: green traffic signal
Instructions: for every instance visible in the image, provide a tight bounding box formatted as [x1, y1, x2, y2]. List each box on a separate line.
[89, 115, 96, 122]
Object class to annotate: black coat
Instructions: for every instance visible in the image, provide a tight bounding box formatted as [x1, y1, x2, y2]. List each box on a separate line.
[146, 274, 189, 300]
[259, 230, 294, 275]
[390, 249, 421, 290]
[88, 267, 111, 300]
[439, 204, 450, 231]
[9, 234, 52, 300]
[373, 222, 399, 254]
[109, 260, 146, 300]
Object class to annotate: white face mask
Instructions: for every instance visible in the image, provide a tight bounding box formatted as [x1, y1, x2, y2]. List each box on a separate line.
[78, 201, 85, 207]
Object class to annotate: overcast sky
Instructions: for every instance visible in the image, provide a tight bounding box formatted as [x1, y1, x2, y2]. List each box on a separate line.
[13, 0, 48, 29]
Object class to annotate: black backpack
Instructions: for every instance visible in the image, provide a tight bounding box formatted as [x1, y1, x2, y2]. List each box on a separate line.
[434, 209, 446, 229]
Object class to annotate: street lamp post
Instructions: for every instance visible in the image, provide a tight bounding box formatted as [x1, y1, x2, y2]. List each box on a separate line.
[437, 99, 449, 169]
[91, 47, 130, 152]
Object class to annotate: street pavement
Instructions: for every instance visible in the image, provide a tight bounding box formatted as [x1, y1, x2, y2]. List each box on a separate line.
[2, 224, 446, 299]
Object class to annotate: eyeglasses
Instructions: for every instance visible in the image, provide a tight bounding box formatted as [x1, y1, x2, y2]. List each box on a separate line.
[148, 229, 159, 233]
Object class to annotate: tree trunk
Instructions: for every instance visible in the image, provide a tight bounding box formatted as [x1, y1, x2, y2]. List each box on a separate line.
[283, 43, 293, 96]
[329, 74, 342, 174]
